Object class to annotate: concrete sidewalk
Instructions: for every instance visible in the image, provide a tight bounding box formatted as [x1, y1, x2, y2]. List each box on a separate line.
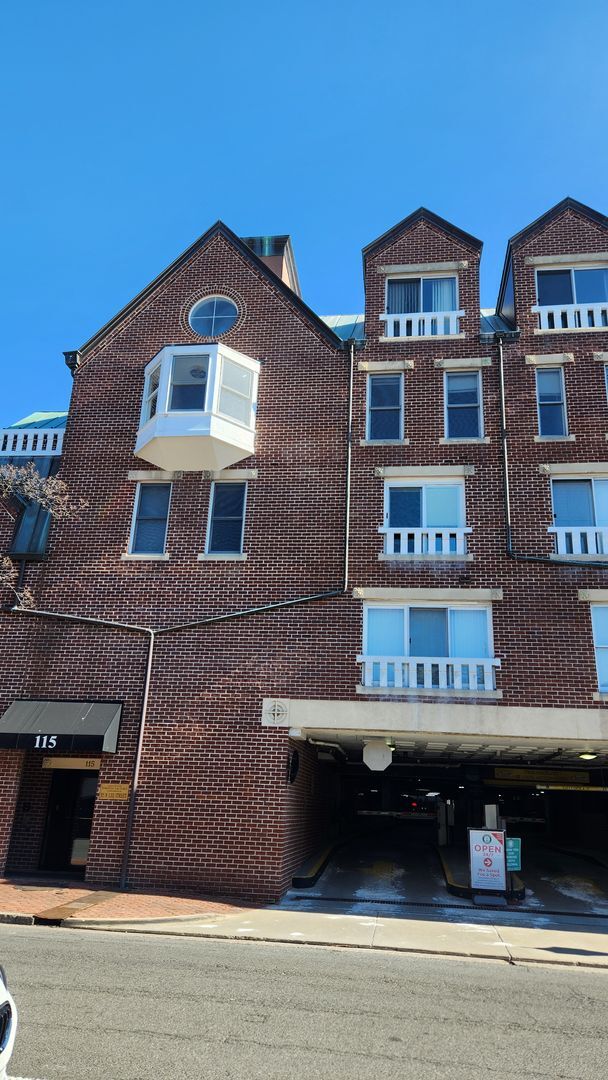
[62, 902, 608, 969]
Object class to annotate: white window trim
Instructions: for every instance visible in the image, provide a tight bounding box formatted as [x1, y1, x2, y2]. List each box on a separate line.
[138, 344, 259, 431]
[382, 478, 466, 528]
[366, 372, 404, 442]
[536, 366, 568, 438]
[362, 601, 495, 659]
[535, 264, 608, 305]
[204, 480, 248, 557]
[127, 481, 172, 557]
[443, 369, 484, 441]
[384, 270, 460, 314]
[590, 604, 608, 694]
[550, 476, 608, 524]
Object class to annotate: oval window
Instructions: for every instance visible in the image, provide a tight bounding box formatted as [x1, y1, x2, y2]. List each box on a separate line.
[189, 296, 238, 337]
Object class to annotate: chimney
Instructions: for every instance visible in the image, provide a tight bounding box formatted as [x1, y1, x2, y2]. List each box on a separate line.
[242, 235, 301, 297]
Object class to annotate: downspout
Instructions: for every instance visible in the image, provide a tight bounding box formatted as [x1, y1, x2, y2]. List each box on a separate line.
[497, 333, 608, 570]
[7, 334, 358, 886]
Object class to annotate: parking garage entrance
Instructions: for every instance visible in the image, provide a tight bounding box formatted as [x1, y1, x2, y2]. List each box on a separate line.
[294, 745, 608, 915]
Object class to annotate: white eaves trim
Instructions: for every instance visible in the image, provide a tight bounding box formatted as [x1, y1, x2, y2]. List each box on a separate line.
[539, 462, 608, 476]
[358, 359, 414, 372]
[525, 353, 574, 366]
[434, 356, 491, 370]
[353, 587, 502, 602]
[375, 465, 475, 477]
[377, 260, 468, 274]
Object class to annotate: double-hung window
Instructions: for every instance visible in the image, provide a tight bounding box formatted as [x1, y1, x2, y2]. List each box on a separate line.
[361, 604, 495, 691]
[130, 482, 171, 555]
[206, 482, 247, 555]
[382, 482, 467, 555]
[169, 354, 209, 411]
[536, 367, 567, 436]
[551, 478, 608, 554]
[367, 374, 403, 441]
[384, 275, 459, 338]
[536, 268, 608, 330]
[591, 606, 608, 692]
[445, 371, 482, 439]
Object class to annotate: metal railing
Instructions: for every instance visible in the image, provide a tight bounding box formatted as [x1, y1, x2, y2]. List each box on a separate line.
[549, 525, 608, 556]
[380, 309, 463, 338]
[357, 655, 500, 692]
[532, 302, 608, 332]
[380, 525, 471, 556]
[0, 427, 64, 457]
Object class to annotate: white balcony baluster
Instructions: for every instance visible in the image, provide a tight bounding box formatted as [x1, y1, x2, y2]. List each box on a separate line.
[380, 526, 471, 556]
[357, 655, 500, 692]
[533, 303, 608, 332]
[549, 526, 608, 556]
[0, 427, 64, 457]
[380, 310, 464, 339]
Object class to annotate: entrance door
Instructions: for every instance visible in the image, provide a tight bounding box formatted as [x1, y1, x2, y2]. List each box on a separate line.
[40, 771, 99, 874]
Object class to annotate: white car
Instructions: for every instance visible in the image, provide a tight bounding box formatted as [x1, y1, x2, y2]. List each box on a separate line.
[0, 966, 17, 1080]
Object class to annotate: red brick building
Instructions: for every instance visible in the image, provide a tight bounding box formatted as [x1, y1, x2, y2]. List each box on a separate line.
[1, 198, 608, 901]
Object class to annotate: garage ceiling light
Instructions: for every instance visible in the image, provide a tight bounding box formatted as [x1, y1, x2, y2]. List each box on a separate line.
[579, 752, 598, 760]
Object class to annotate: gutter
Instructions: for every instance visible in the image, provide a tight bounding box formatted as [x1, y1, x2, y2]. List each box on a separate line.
[7, 338, 357, 888]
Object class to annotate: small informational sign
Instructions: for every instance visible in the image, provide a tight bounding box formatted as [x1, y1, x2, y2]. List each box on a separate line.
[494, 767, 590, 785]
[98, 782, 130, 802]
[42, 757, 101, 771]
[506, 837, 521, 872]
[469, 829, 507, 891]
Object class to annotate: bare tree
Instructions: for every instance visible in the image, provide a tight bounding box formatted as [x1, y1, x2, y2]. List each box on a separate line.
[0, 461, 87, 608]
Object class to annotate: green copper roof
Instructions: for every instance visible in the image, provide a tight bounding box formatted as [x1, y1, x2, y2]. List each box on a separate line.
[8, 411, 68, 430]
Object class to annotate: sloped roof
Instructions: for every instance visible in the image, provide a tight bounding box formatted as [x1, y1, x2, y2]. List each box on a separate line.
[321, 314, 365, 341]
[8, 411, 68, 430]
[363, 207, 483, 262]
[72, 221, 342, 364]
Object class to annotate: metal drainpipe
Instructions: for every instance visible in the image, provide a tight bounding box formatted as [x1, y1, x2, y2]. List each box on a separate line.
[497, 333, 608, 570]
[7, 334, 358, 886]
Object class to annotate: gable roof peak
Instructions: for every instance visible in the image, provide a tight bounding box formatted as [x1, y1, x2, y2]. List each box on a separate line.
[507, 196, 608, 250]
[363, 207, 483, 261]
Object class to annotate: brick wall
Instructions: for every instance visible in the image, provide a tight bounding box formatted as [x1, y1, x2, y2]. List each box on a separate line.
[2, 205, 608, 899]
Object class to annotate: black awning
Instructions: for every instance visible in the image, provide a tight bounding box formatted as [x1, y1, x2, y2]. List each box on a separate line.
[0, 700, 122, 753]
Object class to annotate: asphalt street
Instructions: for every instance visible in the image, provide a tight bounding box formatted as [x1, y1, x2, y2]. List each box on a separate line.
[1, 924, 608, 1080]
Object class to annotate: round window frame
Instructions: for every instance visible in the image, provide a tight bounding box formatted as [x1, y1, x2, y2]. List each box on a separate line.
[188, 295, 239, 339]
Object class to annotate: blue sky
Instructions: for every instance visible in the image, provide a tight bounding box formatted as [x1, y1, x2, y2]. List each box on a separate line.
[2, 0, 607, 425]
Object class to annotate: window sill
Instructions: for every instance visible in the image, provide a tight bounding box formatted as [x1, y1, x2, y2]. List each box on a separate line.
[356, 685, 503, 699]
[197, 553, 248, 561]
[360, 439, 410, 447]
[121, 553, 170, 561]
[378, 553, 474, 562]
[438, 437, 490, 445]
[534, 435, 575, 442]
[379, 333, 466, 343]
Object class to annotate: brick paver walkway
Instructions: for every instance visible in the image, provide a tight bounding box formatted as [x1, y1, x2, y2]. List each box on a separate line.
[0, 877, 252, 921]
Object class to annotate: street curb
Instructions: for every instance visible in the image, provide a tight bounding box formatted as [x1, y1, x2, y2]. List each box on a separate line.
[57, 920, 608, 970]
[0, 912, 35, 925]
[59, 911, 244, 927]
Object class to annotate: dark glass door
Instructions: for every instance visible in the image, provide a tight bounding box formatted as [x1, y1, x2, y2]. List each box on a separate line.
[40, 770, 99, 874]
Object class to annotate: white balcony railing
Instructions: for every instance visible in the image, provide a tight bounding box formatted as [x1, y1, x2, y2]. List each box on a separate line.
[380, 526, 471, 556]
[380, 310, 464, 338]
[532, 303, 608, 332]
[549, 526, 608, 556]
[0, 427, 64, 457]
[357, 655, 500, 692]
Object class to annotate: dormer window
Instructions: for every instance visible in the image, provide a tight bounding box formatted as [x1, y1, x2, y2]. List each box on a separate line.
[382, 274, 462, 339]
[135, 344, 260, 472]
[534, 267, 608, 330]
